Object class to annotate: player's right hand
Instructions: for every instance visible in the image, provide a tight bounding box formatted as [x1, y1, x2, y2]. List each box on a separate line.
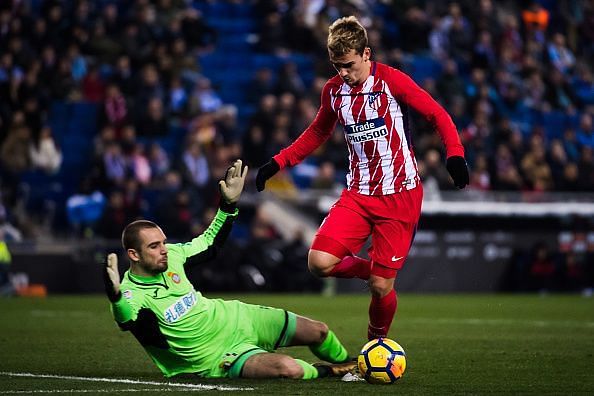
[104, 253, 121, 302]
[255, 159, 280, 192]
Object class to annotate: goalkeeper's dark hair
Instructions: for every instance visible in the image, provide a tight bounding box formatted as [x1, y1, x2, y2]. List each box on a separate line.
[122, 220, 160, 252]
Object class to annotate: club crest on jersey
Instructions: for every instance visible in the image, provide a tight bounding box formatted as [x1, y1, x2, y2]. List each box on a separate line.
[167, 272, 181, 284]
[368, 92, 381, 109]
[123, 290, 133, 299]
[345, 117, 388, 143]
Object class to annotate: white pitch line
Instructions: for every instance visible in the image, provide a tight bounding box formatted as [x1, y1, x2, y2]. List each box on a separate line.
[0, 389, 196, 394]
[0, 372, 254, 392]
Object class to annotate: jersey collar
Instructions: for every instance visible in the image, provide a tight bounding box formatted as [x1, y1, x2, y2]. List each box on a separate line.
[128, 270, 166, 284]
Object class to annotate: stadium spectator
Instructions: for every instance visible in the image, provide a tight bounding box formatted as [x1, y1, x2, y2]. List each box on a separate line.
[246, 67, 276, 105]
[29, 126, 62, 175]
[256, 16, 469, 342]
[102, 141, 127, 187]
[103, 160, 355, 379]
[276, 61, 306, 97]
[310, 161, 338, 190]
[179, 139, 210, 191]
[547, 32, 576, 76]
[468, 152, 491, 191]
[97, 190, 129, 240]
[492, 144, 523, 190]
[146, 142, 171, 182]
[521, 1, 549, 43]
[436, 59, 465, 107]
[241, 124, 268, 168]
[562, 127, 581, 162]
[526, 241, 557, 292]
[126, 143, 152, 186]
[167, 76, 189, 117]
[110, 55, 134, 97]
[135, 97, 169, 138]
[559, 162, 581, 192]
[155, 188, 194, 240]
[1, 111, 31, 174]
[576, 146, 594, 190]
[421, 149, 455, 191]
[190, 77, 223, 114]
[82, 64, 106, 103]
[547, 139, 568, 188]
[544, 68, 579, 111]
[100, 83, 128, 132]
[576, 112, 594, 148]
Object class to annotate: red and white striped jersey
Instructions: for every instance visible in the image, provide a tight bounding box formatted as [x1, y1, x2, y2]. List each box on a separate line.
[274, 61, 465, 196]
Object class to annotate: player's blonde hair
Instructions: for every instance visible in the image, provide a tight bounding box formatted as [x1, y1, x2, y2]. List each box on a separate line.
[327, 16, 368, 57]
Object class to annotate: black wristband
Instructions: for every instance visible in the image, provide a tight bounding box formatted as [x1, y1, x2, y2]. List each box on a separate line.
[219, 199, 237, 214]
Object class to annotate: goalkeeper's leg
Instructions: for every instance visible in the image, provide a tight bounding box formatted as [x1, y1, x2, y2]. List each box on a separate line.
[240, 353, 355, 379]
[289, 316, 350, 363]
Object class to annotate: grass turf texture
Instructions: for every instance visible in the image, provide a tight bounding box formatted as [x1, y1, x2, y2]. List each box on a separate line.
[1, 294, 593, 395]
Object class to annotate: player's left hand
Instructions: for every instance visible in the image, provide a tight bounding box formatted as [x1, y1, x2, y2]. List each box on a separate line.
[446, 156, 469, 189]
[219, 159, 248, 204]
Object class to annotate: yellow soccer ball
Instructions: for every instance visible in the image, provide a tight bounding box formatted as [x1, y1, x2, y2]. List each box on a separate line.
[357, 338, 406, 384]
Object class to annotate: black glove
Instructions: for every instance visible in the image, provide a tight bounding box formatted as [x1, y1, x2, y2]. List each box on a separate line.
[446, 156, 469, 189]
[255, 159, 280, 192]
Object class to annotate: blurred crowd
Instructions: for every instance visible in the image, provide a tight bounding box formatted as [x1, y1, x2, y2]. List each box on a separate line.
[0, 0, 592, 292]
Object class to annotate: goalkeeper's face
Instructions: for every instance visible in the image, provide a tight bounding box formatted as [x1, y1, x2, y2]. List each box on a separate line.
[134, 227, 169, 275]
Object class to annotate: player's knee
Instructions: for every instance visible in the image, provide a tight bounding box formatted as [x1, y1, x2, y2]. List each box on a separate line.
[307, 260, 330, 277]
[275, 358, 303, 379]
[368, 277, 393, 298]
[307, 252, 334, 277]
[314, 321, 329, 343]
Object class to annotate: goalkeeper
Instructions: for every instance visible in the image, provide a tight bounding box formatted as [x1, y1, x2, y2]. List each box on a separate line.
[104, 159, 355, 379]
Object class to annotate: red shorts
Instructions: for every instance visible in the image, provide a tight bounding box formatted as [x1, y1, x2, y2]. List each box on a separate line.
[311, 185, 423, 274]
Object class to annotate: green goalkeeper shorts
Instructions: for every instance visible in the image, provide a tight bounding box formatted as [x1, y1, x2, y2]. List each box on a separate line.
[212, 301, 297, 378]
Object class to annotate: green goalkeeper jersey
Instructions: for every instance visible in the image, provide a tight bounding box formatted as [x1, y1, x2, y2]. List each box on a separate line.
[111, 207, 247, 377]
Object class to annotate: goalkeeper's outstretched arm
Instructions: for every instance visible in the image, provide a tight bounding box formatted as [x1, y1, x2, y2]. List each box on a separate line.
[171, 159, 248, 265]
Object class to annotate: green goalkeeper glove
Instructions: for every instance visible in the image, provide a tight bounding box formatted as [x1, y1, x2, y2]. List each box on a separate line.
[219, 159, 248, 204]
[104, 253, 121, 302]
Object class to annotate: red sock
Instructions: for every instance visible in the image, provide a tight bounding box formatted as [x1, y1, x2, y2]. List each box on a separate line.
[367, 289, 397, 340]
[328, 255, 371, 280]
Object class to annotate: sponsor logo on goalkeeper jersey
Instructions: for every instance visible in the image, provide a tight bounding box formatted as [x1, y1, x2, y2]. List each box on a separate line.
[163, 290, 197, 323]
[345, 118, 388, 143]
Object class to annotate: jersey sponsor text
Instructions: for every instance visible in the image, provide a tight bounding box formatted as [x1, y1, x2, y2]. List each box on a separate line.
[163, 290, 198, 323]
[345, 118, 388, 144]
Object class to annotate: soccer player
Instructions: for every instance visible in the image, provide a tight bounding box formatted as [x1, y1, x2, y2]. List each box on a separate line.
[104, 159, 355, 379]
[256, 16, 469, 340]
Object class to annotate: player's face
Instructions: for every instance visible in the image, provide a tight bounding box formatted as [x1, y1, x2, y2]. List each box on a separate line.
[132, 227, 168, 276]
[329, 47, 371, 87]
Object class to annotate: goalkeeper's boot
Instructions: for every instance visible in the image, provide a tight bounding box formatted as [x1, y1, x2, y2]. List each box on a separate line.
[340, 358, 365, 382]
[313, 361, 357, 378]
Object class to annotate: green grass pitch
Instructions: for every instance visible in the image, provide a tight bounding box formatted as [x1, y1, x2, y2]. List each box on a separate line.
[1, 294, 593, 395]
